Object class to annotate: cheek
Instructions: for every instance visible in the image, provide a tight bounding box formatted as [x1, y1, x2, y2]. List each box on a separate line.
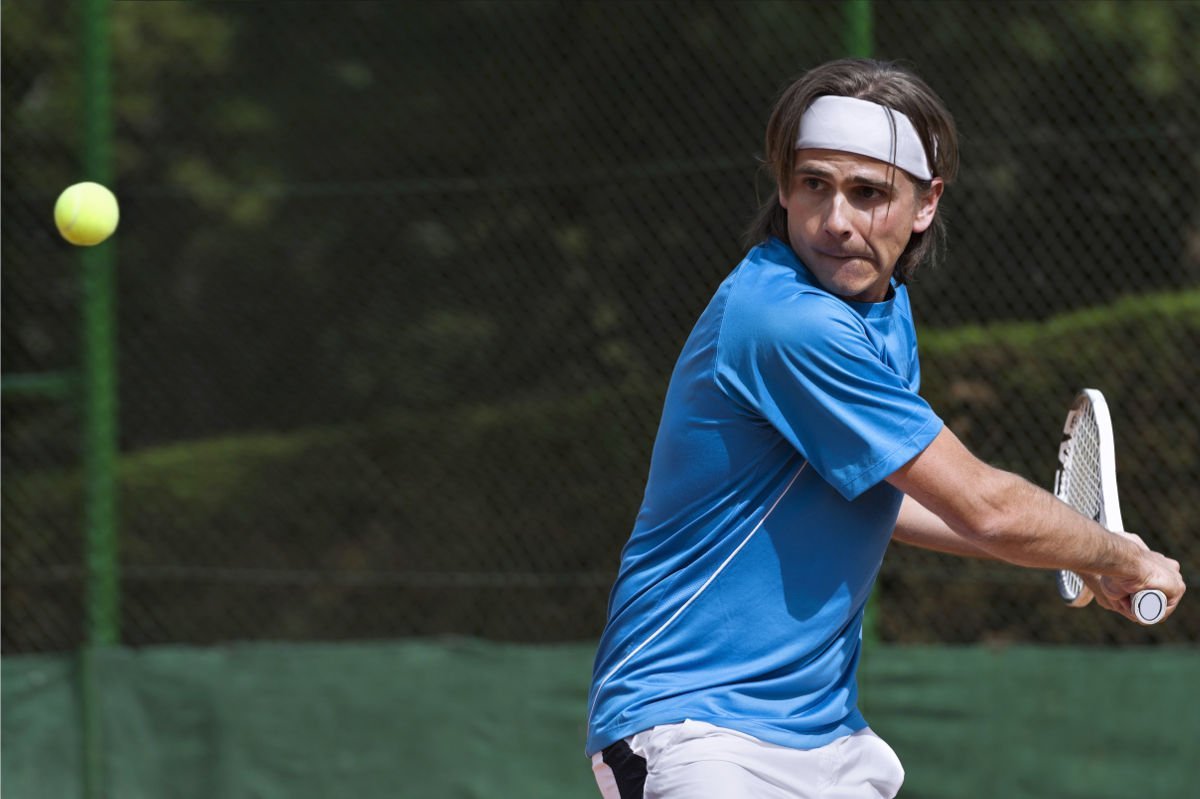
[881, 223, 917, 258]
[787, 215, 824, 251]
[784, 201, 820, 233]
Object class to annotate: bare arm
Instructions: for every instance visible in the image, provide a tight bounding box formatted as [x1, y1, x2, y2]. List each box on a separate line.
[886, 426, 1185, 622]
[893, 494, 994, 559]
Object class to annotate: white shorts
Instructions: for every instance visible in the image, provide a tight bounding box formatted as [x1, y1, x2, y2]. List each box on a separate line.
[591, 719, 904, 799]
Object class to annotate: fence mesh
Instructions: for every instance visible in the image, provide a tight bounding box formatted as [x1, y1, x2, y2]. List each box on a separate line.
[4, 0, 1198, 653]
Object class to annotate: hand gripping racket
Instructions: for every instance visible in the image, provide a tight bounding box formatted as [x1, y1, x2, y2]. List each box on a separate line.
[1053, 389, 1166, 624]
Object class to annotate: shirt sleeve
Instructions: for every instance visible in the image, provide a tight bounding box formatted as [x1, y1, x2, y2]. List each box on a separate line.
[716, 292, 942, 500]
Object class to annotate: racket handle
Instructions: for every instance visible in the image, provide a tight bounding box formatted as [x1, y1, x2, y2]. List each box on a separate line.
[1132, 589, 1167, 625]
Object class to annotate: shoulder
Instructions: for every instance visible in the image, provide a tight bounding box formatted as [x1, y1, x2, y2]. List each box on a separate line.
[724, 274, 865, 358]
[731, 240, 861, 327]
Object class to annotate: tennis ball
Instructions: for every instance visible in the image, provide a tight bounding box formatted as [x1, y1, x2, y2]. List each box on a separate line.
[54, 182, 120, 246]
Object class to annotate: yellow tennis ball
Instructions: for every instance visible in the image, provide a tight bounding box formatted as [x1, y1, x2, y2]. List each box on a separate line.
[54, 182, 120, 246]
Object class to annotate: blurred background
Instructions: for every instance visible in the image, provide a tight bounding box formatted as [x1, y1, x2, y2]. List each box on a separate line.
[3, 1, 1198, 797]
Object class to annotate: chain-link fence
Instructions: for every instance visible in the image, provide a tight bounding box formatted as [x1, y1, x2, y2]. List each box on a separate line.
[4, 1, 1198, 653]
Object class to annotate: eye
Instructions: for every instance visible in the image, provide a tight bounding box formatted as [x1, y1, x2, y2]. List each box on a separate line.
[855, 185, 889, 201]
[801, 177, 824, 191]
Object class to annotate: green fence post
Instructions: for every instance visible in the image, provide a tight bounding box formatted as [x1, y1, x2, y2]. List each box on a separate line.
[81, 0, 118, 651]
[844, 0, 873, 60]
[79, 0, 118, 796]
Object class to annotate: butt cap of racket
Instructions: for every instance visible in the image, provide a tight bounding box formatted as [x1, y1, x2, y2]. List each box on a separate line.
[1132, 589, 1166, 625]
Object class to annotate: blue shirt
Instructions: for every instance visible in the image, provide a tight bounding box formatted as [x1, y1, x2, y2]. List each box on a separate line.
[586, 237, 943, 755]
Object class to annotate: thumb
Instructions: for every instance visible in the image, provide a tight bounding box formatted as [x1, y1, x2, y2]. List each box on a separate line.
[1099, 574, 1143, 600]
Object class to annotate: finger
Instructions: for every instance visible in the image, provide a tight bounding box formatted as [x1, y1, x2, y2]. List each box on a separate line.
[1067, 587, 1095, 608]
[1084, 574, 1131, 614]
[1098, 575, 1140, 602]
[1071, 575, 1101, 608]
[1089, 590, 1138, 623]
[1091, 590, 1121, 614]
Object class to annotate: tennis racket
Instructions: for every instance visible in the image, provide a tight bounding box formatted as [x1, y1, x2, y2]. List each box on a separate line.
[1053, 389, 1166, 625]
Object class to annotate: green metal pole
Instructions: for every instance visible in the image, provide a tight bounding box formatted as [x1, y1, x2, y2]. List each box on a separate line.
[82, 0, 118, 652]
[80, 0, 117, 796]
[844, 0, 874, 59]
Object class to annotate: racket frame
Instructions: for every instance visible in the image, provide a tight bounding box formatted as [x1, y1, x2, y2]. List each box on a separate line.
[1053, 389, 1165, 625]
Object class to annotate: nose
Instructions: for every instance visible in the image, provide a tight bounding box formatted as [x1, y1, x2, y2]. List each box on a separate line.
[824, 194, 853, 239]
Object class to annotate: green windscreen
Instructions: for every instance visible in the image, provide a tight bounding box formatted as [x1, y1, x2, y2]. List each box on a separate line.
[5, 640, 1197, 798]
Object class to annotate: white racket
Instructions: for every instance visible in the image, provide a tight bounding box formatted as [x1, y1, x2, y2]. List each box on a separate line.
[1053, 389, 1166, 625]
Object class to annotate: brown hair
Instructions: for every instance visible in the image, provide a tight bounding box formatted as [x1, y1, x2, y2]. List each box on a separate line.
[745, 59, 959, 282]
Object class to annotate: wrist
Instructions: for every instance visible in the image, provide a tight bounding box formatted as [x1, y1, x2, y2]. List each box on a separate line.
[1092, 531, 1144, 579]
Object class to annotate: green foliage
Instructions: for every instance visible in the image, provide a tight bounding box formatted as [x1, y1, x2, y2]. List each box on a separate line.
[6, 292, 1197, 646]
[5, 1, 1199, 650]
[4, 389, 656, 645]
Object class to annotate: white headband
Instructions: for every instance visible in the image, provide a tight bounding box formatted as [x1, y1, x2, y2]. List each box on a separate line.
[795, 95, 933, 180]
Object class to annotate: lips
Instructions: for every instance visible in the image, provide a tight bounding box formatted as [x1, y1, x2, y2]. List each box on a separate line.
[819, 250, 872, 261]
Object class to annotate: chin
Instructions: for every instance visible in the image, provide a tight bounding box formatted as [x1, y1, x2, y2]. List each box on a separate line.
[834, 277, 890, 302]
[817, 270, 877, 300]
[792, 245, 884, 299]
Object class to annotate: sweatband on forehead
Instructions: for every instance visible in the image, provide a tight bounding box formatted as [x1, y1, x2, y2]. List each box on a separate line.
[795, 95, 933, 181]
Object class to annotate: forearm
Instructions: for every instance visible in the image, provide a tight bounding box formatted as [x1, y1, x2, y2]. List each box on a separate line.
[888, 426, 1184, 622]
[919, 465, 1140, 577]
[892, 494, 995, 559]
[887, 428, 1146, 580]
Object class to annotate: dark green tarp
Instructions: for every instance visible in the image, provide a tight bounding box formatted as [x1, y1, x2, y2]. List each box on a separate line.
[4, 641, 1197, 798]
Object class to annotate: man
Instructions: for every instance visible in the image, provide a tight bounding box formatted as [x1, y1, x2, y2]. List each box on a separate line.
[585, 59, 1185, 799]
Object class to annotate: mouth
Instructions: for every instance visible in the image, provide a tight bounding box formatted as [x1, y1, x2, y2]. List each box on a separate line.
[818, 250, 872, 263]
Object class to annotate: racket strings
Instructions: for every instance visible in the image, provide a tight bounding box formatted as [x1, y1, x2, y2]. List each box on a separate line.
[1056, 400, 1105, 603]
[1059, 403, 1104, 526]
[1059, 570, 1084, 598]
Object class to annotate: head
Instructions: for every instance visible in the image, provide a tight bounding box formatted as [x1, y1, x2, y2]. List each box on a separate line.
[746, 59, 959, 298]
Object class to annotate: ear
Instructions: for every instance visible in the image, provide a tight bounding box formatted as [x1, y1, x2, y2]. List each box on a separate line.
[911, 178, 944, 234]
[777, 176, 790, 209]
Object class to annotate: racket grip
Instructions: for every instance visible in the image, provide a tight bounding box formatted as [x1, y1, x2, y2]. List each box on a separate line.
[1132, 589, 1167, 625]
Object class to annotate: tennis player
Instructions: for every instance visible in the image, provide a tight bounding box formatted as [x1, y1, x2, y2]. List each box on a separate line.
[585, 59, 1185, 799]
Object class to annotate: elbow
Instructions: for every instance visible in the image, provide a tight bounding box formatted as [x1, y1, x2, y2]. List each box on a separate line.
[952, 472, 1024, 549]
[955, 512, 1004, 550]
[960, 514, 1010, 552]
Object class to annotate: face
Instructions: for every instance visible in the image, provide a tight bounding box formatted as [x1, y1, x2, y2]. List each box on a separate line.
[779, 149, 943, 302]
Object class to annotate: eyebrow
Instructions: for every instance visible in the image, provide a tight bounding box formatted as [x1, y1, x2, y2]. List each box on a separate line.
[793, 165, 895, 194]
